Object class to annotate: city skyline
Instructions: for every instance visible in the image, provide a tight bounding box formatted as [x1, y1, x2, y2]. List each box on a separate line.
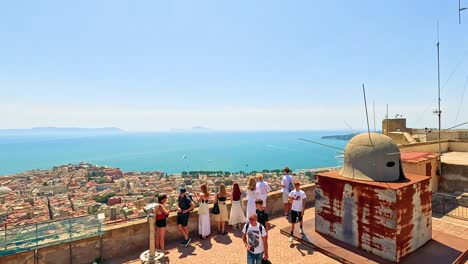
[1, 1, 468, 131]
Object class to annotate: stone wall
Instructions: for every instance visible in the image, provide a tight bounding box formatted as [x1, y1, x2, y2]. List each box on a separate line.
[440, 163, 468, 193]
[399, 140, 450, 153]
[0, 184, 315, 264]
[448, 142, 468, 152]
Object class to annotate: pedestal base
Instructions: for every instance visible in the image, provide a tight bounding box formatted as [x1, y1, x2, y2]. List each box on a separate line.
[139, 250, 164, 264]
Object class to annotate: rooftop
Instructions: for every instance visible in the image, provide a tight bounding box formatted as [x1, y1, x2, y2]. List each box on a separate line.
[401, 151, 439, 163]
[441, 152, 468, 166]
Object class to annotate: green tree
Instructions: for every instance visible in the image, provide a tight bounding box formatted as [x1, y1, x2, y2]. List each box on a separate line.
[224, 179, 233, 186]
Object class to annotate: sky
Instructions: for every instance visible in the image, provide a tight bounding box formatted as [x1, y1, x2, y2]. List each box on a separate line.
[1, 0, 468, 131]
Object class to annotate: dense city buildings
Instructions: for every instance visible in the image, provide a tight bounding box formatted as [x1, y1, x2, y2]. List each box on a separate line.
[0, 162, 313, 227]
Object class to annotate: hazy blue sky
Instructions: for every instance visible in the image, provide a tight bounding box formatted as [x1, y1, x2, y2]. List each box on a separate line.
[1, 0, 468, 131]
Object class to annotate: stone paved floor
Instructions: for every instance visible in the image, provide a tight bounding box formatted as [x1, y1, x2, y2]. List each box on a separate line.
[111, 213, 339, 264]
[432, 213, 468, 240]
[108, 211, 468, 264]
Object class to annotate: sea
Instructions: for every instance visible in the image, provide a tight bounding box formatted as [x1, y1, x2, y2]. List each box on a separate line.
[0, 131, 350, 176]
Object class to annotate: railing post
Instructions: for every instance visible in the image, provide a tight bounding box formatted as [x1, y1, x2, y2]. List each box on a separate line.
[4, 223, 7, 252]
[98, 217, 103, 263]
[35, 223, 39, 248]
[69, 219, 73, 264]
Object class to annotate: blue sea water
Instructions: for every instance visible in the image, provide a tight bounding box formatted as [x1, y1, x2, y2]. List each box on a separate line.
[0, 131, 349, 176]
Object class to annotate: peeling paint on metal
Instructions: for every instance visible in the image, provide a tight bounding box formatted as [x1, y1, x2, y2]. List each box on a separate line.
[315, 171, 432, 263]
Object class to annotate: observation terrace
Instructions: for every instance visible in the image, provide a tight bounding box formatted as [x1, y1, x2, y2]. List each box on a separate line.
[1, 183, 467, 264]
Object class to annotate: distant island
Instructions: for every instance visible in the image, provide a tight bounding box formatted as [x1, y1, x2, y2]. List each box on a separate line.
[170, 126, 213, 133]
[321, 133, 358, 140]
[0, 127, 125, 135]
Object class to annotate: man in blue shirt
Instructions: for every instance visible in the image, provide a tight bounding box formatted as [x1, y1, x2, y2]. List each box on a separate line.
[177, 187, 195, 247]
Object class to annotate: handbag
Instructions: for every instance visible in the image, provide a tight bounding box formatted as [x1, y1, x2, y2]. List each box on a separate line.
[211, 203, 220, 215]
[262, 260, 271, 264]
[212, 192, 220, 215]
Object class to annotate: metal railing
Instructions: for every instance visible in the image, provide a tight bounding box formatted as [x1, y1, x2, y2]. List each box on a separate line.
[0, 215, 103, 257]
[432, 192, 468, 220]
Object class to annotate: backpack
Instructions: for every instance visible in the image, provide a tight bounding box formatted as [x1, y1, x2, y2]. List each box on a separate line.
[183, 195, 194, 212]
[288, 177, 294, 192]
[245, 222, 264, 236]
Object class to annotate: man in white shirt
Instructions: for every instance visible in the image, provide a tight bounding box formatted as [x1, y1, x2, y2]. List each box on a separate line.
[242, 213, 268, 264]
[288, 180, 306, 243]
[256, 173, 271, 209]
[281, 167, 294, 217]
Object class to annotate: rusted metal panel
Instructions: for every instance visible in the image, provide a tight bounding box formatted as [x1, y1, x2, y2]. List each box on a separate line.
[315, 171, 431, 263]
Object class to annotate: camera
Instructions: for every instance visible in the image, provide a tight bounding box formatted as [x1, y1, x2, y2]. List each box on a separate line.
[249, 246, 255, 252]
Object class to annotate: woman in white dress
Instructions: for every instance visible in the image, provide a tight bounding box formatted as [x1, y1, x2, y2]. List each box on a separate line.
[228, 182, 244, 229]
[245, 177, 257, 221]
[214, 183, 229, 235]
[196, 183, 211, 239]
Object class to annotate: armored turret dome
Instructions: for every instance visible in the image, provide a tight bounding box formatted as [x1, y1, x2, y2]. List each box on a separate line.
[0, 186, 12, 196]
[339, 132, 405, 182]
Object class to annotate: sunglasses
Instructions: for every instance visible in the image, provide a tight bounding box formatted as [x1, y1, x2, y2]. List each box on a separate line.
[248, 218, 256, 221]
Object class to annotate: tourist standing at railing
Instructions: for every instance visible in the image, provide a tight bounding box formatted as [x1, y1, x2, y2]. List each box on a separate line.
[281, 167, 294, 217]
[255, 173, 271, 209]
[246, 177, 257, 222]
[215, 183, 229, 235]
[229, 182, 245, 229]
[155, 194, 169, 255]
[195, 184, 211, 239]
[177, 188, 195, 247]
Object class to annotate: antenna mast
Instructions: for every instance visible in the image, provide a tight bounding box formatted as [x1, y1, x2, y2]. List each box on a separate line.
[373, 100, 376, 132]
[460, 0, 468, 24]
[385, 104, 388, 136]
[362, 84, 374, 147]
[437, 22, 442, 177]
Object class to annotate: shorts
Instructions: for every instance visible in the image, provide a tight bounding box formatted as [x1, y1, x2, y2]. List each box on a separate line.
[290, 210, 303, 223]
[177, 214, 189, 227]
[282, 192, 290, 203]
[156, 218, 167, 228]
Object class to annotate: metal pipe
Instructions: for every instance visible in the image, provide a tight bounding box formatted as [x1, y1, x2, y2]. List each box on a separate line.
[437, 22, 442, 178]
[69, 219, 72, 264]
[148, 214, 156, 264]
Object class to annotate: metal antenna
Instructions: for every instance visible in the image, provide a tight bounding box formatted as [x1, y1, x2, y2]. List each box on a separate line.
[373, 100, 376, 132]
[437, 21, 442, 177]
[386, 104, 389, 135]
[460, 0, 468, 24]
[362, 84, 374, 147]
[344, 120, 354, 131]
[443, 121, 468, 131]
[454, 75, 468, 124]
[298, 138, 344, 151]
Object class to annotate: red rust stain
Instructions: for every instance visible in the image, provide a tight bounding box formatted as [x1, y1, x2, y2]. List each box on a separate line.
[317, 175, 398, 253]
[354, 183, 397, 252]
[397, 184, 415, 257]
[316, 175, 344, 233]
[418, 180, 432, 215]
